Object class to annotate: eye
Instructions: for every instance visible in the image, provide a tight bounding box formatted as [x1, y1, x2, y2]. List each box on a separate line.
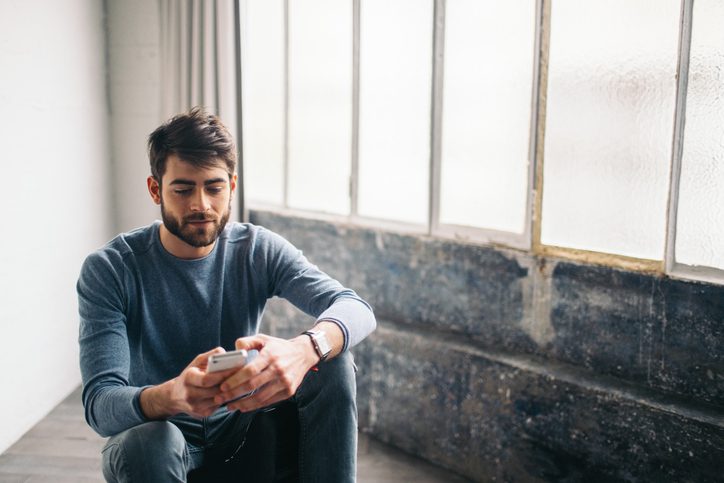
[174, 189, 192, 196]
[206, 186, 225, 194]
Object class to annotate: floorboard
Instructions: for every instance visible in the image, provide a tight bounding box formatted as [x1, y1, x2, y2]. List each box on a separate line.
[0, 387, 469, 482]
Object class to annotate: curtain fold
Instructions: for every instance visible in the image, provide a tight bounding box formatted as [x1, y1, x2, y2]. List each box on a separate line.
[159, 0, 245, 221]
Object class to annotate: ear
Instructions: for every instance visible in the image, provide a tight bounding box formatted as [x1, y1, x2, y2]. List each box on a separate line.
[229, 173, 238, 199]
[147, 176, 162, 205]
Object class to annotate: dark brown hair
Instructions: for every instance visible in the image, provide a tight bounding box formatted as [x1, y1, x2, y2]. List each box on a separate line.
[147, 107, 236, 181]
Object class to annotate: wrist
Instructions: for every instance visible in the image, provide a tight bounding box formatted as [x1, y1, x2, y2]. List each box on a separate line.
[140, 380, 175, 420]
[293, 334, 322, 367]
[302, 328, 332, 363]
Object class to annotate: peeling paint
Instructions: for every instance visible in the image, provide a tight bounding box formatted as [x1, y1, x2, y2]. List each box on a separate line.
[521, 258, 557, 347]
[374, 231, 385, 252]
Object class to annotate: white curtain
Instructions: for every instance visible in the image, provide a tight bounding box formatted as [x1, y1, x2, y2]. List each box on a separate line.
[159, 0, 245, 219]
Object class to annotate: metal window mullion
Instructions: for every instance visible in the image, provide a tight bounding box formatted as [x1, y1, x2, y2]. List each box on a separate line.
[428, 0, 445, 236]
[351, 0, 360, 217]
[526, 0, 545, 251]
[670, 264, 724, 285]
[665, 0, 694, 275]
[531, 0, 551, 252]
[436, 223, 531, 251]
[283, 0, 290, 209]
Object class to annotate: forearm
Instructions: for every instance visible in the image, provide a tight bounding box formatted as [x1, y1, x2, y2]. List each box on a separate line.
[315, 297, 376, 352]
[315, 320, 345, 359]
[292, 320, 346, 366]
[138, 380, 176, 420]
[83, 384, 149, 437]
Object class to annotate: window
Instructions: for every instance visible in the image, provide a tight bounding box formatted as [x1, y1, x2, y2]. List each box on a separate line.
[239, 0, 284, 206]
[542, 0, 680, 260]
[440, 0, 536, 238]
[670, 0, 724, 279]
[358, 0, 433, 225]
[288, 0, 352, 214]
[239, 0, 724, 284]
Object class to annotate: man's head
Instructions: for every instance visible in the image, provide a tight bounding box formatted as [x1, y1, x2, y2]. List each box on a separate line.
[146, 108, 238, 257]
[148, 107, 236, 181]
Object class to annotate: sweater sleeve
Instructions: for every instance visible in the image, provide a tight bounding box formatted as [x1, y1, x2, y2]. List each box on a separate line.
[77, 251, 148, 437]
[257, 228, 376, 351]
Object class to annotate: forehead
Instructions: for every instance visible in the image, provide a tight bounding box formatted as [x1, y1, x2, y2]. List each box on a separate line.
[163, 153, 229, 182]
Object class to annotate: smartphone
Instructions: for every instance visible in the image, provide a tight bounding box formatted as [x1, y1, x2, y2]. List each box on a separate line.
[207, 349, 248, 373]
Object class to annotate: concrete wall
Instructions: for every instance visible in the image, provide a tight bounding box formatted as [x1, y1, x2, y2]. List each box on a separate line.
[252, 210, 724, 482]
[0, 0, 112, 454]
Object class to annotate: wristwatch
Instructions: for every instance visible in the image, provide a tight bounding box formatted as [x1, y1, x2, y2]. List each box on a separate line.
[303, 329, 332, 362]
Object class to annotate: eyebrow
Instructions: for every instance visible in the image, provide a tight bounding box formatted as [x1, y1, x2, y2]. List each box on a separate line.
[169, 178, 228, 186]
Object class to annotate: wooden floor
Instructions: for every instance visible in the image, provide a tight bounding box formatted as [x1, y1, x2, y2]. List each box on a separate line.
[0, 387, 469, 482]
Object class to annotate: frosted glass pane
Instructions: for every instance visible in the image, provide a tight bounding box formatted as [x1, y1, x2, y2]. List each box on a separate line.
[541, 0, 679, 259]
[288, 0, 352, 215]
[240, 0, 285, 205]
[675, 0, 724, 269]
[358, 0, 432, 224]
[440, 0, 535, 234]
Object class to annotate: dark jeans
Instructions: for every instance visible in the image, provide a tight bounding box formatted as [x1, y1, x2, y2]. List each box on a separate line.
[101, 352, 357, 482]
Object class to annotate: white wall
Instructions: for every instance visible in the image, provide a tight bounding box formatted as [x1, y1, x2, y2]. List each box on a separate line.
[107, 0, 162, 232]
[0, 0, 112, 454]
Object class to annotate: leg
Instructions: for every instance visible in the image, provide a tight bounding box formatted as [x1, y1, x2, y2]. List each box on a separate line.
[294, 351, 358, 483]
[199, 403, 299, 482]
[102, 421, 188, 483]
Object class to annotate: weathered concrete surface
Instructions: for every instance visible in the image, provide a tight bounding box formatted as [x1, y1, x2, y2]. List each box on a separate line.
[550, 263, 724, 407]
[357, 324, 724, 483]
[250, 210, 724, 481]
[251, 211, 724, 406]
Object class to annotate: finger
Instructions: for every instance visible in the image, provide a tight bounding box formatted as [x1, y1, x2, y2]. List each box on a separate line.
[189, 399, 223, 418]
[185, 366, 226, 388]
[185, 384, 223, 400]
[190, 346, 226, 369]
[197, 366, 240, 387]
[234, 335, 267, 351]
[214, 370, 266, 405]
[215, 387, 255, 406]
[228, 383, 291, 413]
[219, 353, 272, 393]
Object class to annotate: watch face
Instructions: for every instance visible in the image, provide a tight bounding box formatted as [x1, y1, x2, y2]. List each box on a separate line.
[315, 332, 331, 356]
[308, 330, 331, 359]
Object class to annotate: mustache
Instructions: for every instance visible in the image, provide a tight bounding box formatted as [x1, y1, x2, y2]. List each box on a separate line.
[184, 213, 216, 222]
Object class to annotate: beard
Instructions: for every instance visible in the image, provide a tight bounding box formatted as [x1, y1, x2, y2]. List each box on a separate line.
[161, 202, 231, 248]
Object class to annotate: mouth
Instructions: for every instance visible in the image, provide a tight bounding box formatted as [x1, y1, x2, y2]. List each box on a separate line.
[185, 217, 215, 226]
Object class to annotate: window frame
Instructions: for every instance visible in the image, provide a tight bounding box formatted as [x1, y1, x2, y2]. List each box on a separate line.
[665, 0, 724, 285]
[239, 0, 724, 285]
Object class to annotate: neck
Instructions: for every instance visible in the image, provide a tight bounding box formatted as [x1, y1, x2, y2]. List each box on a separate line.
[159, 224, 215, 259]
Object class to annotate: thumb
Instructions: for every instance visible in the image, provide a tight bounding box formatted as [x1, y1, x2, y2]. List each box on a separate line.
[190, 346, 225, 368]
[235, 335, 266, 351]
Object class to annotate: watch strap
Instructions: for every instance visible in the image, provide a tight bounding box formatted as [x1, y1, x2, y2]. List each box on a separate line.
[303, 329, 331, 362]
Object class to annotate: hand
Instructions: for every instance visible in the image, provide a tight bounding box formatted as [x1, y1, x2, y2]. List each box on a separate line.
[215, 334, 319, 413]
[141, 347, 239, 419]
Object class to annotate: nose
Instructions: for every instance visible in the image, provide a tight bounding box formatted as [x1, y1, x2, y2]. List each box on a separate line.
[189, 190, 210, 212]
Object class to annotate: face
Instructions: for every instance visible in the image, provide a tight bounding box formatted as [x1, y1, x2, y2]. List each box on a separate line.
[148, 154, 236, 254]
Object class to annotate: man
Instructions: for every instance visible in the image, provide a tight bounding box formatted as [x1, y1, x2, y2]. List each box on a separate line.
[78, 108, 376, 482]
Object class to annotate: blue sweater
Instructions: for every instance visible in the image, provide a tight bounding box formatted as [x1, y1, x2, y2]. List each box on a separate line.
[77, 221, 376, 437]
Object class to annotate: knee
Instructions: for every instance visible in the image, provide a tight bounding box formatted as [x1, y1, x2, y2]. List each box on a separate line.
[103, 421, 187, 482]
[311, 351, 357, 403]
[124, 421, 186, 456]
